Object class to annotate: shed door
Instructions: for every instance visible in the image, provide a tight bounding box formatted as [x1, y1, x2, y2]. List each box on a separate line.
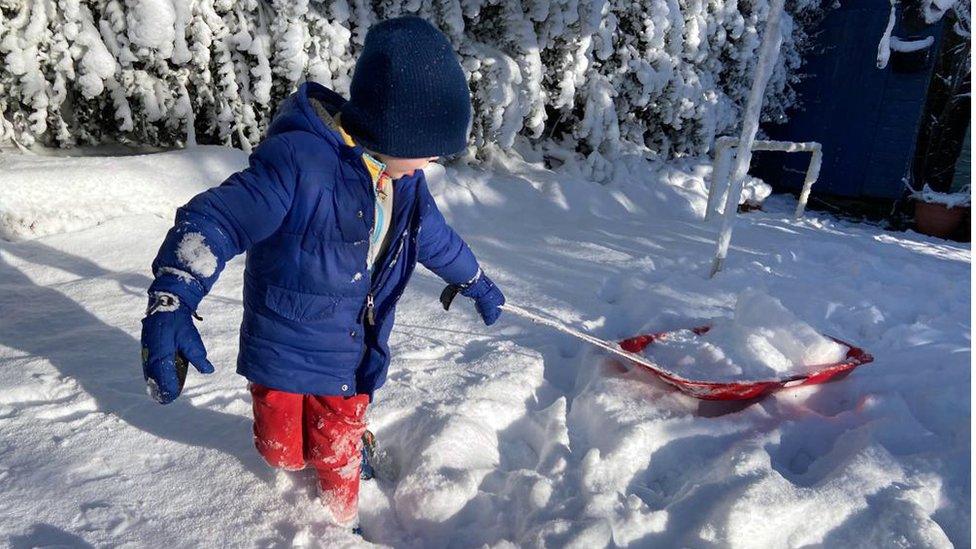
[753, 1, 940, 200]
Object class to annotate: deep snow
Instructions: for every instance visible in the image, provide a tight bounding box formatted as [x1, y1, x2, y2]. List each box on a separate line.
[0, 144, 969, 548]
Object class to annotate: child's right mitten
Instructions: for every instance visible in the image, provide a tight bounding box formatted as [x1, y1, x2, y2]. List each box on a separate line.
[140, 292, 215, 404]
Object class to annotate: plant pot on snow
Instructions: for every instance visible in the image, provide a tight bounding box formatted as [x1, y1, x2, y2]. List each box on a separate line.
[908, 184, 971, 240]
[914, 200, 968, 238]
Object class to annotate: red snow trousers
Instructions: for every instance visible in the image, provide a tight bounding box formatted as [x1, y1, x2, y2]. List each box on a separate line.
[249, 383, 369, 524]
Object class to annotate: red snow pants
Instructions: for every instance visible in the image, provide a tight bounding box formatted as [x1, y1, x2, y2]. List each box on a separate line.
[249, 383, 369, 525]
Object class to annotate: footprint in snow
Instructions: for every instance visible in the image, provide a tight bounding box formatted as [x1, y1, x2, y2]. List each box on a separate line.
[398, 346, 452, 361]
[71, 500, 140, 537]
[598, 273, 628, 305]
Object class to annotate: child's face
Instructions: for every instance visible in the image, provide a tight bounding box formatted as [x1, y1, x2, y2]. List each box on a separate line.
[373, 153, 439, 180]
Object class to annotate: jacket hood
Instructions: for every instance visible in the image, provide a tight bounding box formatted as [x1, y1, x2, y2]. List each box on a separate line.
[266, 81, 366, 158]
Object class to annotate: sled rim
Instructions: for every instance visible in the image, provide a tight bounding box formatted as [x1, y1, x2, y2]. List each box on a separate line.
[617, 325, 874, 400]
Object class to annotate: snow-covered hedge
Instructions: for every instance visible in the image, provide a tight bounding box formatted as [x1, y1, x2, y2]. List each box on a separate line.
[0, 0, 824, 164]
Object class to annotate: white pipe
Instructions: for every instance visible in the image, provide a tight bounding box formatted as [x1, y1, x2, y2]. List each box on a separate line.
[706, 136, 823, 221]
[714, 137, 821, 153]
[751, 140, 819, 152]
[795, 144, 823, 218]
[705, 139, 735, 220]
[710, 0, 786, 278]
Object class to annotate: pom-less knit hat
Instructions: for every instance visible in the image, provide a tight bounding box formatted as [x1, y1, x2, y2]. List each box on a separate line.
[338, 16, 472, 158]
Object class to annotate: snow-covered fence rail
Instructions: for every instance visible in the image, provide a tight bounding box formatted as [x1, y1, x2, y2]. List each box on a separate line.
[0, 0, 827, 169]
[705, 137, 823, 221]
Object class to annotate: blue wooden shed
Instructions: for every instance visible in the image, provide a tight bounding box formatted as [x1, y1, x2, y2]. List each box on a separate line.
[752, 1, 946, 200]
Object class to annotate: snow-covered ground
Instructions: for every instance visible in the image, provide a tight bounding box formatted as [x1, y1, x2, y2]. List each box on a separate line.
[0, 145, 969, 547]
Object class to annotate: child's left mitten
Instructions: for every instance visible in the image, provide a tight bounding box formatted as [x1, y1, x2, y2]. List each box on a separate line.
[459, 271, 506, 326]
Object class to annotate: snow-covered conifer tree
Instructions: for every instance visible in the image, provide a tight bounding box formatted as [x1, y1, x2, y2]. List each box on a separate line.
[0, 0, 829, 169]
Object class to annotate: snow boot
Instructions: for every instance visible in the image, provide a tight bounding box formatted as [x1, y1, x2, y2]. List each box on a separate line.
[360, 429, 376, 481]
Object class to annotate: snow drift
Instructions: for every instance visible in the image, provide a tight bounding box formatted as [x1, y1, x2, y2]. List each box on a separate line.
[0, 146, 244, 240]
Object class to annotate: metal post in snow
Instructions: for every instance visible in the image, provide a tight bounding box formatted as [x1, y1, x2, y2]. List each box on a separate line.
[709, 0, 786, 278]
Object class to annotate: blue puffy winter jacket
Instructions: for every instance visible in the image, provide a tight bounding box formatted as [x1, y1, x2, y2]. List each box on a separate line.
[148, 81, 480, 399]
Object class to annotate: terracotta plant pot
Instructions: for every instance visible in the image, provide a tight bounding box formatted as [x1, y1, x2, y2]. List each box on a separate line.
[914, 200, 968, 239]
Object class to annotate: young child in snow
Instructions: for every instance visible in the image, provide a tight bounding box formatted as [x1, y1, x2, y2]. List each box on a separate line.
[139, 16, 505, 528]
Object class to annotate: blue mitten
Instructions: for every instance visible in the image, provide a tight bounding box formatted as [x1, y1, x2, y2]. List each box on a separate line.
[459, 271, 506, 326]
[140, 292, 215, 404]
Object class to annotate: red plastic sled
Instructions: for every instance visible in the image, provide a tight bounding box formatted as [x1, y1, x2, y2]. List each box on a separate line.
[617, 326, 874, 401]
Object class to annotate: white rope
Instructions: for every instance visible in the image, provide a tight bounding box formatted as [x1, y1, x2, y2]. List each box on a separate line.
[499, 303, 669, 373]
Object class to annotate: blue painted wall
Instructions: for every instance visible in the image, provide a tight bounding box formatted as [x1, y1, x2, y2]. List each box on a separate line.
[752, 1, 943, 199]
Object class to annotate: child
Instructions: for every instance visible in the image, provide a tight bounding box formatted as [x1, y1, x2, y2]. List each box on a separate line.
[139, 16, 505, 528]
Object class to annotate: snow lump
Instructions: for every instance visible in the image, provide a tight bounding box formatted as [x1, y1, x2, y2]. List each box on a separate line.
[644, 290, 849, 381]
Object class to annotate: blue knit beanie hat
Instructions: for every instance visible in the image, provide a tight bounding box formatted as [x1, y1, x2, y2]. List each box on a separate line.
[339, 16, 472, 159]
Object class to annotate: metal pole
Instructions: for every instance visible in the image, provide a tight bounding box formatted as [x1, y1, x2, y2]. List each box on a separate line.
[709, 0, 786, 278]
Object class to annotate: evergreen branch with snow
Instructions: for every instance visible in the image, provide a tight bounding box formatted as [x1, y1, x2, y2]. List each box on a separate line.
[0, 0, 826, 175]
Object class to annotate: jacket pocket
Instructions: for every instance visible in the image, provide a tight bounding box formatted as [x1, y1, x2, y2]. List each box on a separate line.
[264, 284, 339, 322]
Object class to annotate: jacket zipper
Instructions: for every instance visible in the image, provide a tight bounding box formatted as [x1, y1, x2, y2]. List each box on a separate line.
[361, 160, 379, 326]
[357, 162, 419, 328]
[365, 293, 375, 325]
[364, 235, 405, 326]
[372, 191, 424, 322]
